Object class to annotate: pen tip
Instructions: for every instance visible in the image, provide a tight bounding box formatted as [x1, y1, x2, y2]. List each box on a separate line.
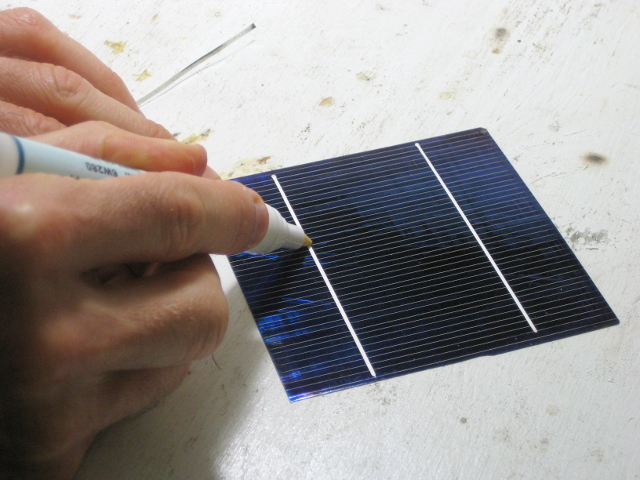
[303, 235, 313, 247]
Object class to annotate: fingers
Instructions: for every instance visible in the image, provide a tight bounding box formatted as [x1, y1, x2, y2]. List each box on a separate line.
[0, 99, 65, 137]
[97, 254, 228, 369]
[102, 364, 191, 426]
[0, 56, 172, 139]
[203, 166, 222, 180]
[2, 434, 94, 480]
[51, 173, 270, 269]
[0, 171, 268, 274]
[31, 122, 208, 175]
[0, 8, 140, 113]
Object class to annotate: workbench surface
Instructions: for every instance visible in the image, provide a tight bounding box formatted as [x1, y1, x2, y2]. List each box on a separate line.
[5, 1, 639, 478]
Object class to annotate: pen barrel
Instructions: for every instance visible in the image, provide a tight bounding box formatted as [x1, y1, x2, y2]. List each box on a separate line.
[0, 133, 141, 179]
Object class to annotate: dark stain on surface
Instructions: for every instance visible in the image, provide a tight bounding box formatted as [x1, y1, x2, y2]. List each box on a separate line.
[492, 27, 510, 54]
[459, 417, 468, 424]
[582, 152, 608, 165]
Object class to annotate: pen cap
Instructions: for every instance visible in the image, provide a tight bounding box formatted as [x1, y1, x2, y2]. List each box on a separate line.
[247, 204, 306, 254]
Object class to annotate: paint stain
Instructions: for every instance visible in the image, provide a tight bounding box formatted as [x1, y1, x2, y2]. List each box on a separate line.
[566, 227, 608, 248]
[439, 92, 453, 100]
[220, 156, 280, 180]
[133, 70, 152, 82]
[493, 427, 511, 443]
[548, 122, 561, 132]
[319, 97, 335, 107]
[151, 13, 159, 22]
[104, 40, 126, 55]
[540, 438, 550, 452]
[356, 71, 375, 82]
[590, 449, 605, 463]
[69, 14, 81, 19]
[459, 417, 468, 424]
[491, 27, 510, 54]
[546, 405, 560, 416]
[181, 129, 212, 145]
[582, 152, 608, 165]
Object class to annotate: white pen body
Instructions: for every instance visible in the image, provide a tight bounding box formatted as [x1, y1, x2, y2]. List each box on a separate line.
[247, 205, 306, 253]
[0, 132, 141, 179]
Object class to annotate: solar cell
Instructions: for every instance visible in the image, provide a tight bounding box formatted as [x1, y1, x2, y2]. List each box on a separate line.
[229, 128, 619, 402]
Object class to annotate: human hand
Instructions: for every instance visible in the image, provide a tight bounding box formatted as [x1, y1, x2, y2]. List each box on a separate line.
[0, 7, 211, 176]
[0, 172, 269, 479]
[0, 7, 264, 480]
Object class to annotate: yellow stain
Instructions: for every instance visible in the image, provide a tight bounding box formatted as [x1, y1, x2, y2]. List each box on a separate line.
[104, 40, 126, 55]
[181, 129, 212, 145]
[319, 97, 335, 107]
[133, 70, 152, 82]
[356, 71, 375, 82]
[219, 156, 278, 179]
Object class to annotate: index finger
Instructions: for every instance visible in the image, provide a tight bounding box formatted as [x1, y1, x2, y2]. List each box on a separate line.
[15, 173, 271, 269]
[0, 8, 141, 113]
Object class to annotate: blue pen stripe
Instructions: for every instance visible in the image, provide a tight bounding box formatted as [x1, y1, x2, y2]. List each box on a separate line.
[12, 136, 25, 174]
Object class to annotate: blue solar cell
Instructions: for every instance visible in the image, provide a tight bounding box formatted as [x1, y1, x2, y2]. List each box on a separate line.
[228, 128, 619, 402]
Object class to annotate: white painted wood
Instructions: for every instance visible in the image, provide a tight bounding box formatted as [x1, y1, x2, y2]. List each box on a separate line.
[3, 1, 638, 478]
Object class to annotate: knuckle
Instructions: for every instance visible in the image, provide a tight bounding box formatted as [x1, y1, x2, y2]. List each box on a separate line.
[49, 64, 87, 98]
[0, 7, 48, 34]
[160, 178, 207, 257]
[20, 110, 64, 135]
[0, 107, 60, 137]
[0, 179, 75, 267]
[0, 99, 64, 136]
[0, 192, 42, 266]
[192, 280, 228, 360]
[157, 256, 227, 362]
[40, 64, 91, 106]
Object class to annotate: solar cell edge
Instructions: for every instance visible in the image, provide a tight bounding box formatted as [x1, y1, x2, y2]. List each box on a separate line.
[231, 128, 490, 186]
